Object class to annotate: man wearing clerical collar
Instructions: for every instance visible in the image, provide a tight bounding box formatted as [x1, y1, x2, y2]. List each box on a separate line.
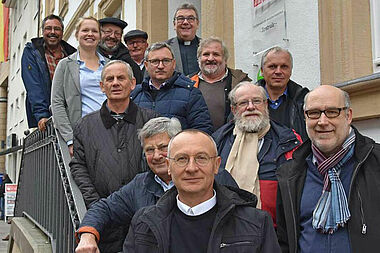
[70, 60, 157, 253]
[124, 129, 281, 253]
[276, 85, 380, 253]
[213, 82, 302, 226]
[74, 118, 236, 253]
[166, 3, 200, 75]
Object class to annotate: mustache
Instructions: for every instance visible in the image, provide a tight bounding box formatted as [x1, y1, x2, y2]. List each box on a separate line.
[47, 34, 59, 38]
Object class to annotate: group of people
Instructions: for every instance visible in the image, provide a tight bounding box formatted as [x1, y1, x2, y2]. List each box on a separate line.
[20, 2, 380, 253]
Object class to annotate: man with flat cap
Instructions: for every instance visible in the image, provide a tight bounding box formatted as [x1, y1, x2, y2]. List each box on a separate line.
[124, 29, 149, 78]
[98, 17, 143, 84]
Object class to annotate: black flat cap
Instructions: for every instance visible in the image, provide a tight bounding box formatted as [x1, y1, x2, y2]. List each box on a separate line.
[124, 29, 148, 43]
[99, 17, 128, 29]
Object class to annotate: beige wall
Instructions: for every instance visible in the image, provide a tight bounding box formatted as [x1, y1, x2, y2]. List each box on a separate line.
[319, 0, 380, 121]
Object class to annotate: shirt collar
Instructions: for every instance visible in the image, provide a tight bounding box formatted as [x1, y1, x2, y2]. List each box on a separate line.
[100, 100, 138, 129]
[148, 79, 167, 90]
[76, 51, 106, 65]
[198, 68, 229, 83]
[264, 86, 288, 102]
[176, 190, 217, 216]
[154, 175, 174, 192]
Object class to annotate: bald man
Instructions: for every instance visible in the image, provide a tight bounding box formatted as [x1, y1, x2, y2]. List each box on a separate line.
[276, 85, 380, 253]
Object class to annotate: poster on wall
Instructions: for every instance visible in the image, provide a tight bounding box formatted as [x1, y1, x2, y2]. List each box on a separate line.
[252, 0, 288, 55]
[5, 183, 17, 218]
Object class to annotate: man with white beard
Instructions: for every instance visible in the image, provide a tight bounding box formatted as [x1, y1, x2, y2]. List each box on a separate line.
[190, 37, 251, 131]
[213, 82, 302, 226]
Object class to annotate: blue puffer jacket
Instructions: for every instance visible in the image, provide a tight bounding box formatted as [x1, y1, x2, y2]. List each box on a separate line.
[76, 170, 238, 248]
[21, 37, 75, 128]
[131, 72, 214, 134]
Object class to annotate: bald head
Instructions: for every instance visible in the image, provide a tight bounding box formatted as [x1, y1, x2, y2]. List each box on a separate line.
[304, 85, 353, 157]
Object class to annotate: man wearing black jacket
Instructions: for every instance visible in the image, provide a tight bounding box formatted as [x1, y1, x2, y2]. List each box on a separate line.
[258, 46, 309, 140]
[98, 17, 143, 84]
[124, 130, 281, 253]
[276, 85, 380, 253]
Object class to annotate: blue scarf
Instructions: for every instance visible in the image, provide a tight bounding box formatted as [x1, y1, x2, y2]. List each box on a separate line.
[311, 130, 355, 233]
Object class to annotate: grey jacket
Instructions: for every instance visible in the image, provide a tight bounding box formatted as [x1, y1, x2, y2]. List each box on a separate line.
[51, 52, 109, 142]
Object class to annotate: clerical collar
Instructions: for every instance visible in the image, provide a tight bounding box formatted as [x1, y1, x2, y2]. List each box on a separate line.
[176, 190, 217, 216]
[178, 36, 197, 46]
[198, 68, 229, 83]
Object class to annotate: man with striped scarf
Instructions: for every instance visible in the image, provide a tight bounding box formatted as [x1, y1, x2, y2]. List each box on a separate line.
[276, 85, 380, 253]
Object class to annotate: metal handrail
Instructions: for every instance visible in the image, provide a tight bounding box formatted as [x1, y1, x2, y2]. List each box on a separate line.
[14, 118, 86, 253]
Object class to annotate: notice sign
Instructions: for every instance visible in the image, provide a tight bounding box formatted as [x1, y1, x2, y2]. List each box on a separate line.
[252, 0, 288, 55]
[5, 184, 17, 217]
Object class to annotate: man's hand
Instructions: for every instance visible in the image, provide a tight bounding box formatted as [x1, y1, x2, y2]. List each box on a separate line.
[68, 144, 74, 157]
[75, 233, 99, 253]
[38, 118, 48, 131]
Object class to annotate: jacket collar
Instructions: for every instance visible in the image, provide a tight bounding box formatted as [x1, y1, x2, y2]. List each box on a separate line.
[141, 71, 184, 91]
[100, 100, 138, 129]
[143, 170, 166, 198]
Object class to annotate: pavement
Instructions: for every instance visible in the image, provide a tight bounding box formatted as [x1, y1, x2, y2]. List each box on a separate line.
[0, 219, 10, 253]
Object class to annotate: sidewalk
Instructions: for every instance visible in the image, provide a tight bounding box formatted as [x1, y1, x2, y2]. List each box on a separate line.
[0, 220, 10, 253]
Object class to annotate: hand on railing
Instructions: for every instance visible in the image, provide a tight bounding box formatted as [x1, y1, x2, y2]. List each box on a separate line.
[69, 144, 74, 157]
[76, 233, 100, 253]
[38, 118, 49, 131]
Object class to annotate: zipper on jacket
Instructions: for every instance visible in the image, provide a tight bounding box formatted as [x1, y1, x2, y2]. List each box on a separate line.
[347, 145, 373, 236]
[287, 179, 298, 252]
[220, 241, 254, 248]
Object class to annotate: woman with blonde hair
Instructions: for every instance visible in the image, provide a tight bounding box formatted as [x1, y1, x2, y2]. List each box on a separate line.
[52, 17, 108, 156]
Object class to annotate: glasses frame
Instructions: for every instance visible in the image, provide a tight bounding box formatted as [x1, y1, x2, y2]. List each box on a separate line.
[167, 154, 218, 167]
[146, 58, 174, 67]
[174, 16, 198, 23]
[235, 98, 266, 109]
[304, 107, 348, 119]
[101, 29, 122, 38]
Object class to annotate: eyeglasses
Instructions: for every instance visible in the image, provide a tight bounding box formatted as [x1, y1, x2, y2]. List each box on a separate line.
[101, 29, 122, 38]
[167, 153, 217, 167]
[44, 26, 62, 32]
[144, 145, 168, 156]
[147, 58, 173, 66]
[235, 98, 266, 108]
[305, 107, 348, 119]
[174, 16, 197, 23]
[126, 40, 146, 46]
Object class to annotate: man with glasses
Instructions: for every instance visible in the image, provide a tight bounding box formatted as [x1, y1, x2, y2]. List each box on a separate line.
[131, 42, 213, 134]
[124, 129, 281, 252]
[166, 3, 200, 75]
[74, 118, 236, 253]
[98, 17, 143, 84]
[21, 14, 76, 131]
[276, 85, 380, 253]
[213, 82, 302, 226]
[124, 29, 149, 77]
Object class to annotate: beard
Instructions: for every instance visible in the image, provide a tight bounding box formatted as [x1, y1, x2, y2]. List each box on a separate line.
[234, 108, 270, 133]
[99, 39, 120, 52]
[199, 61, 225, 76]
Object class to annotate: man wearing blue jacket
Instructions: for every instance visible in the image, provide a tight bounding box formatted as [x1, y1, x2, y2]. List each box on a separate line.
[131, 42, 213, 135]
[21, 14, 75, 131]
[74, 117, 237, 252]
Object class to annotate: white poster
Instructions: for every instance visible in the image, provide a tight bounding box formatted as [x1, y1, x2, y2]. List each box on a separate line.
[252, 0, 288, 55]
[5, 184, 17, 218]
